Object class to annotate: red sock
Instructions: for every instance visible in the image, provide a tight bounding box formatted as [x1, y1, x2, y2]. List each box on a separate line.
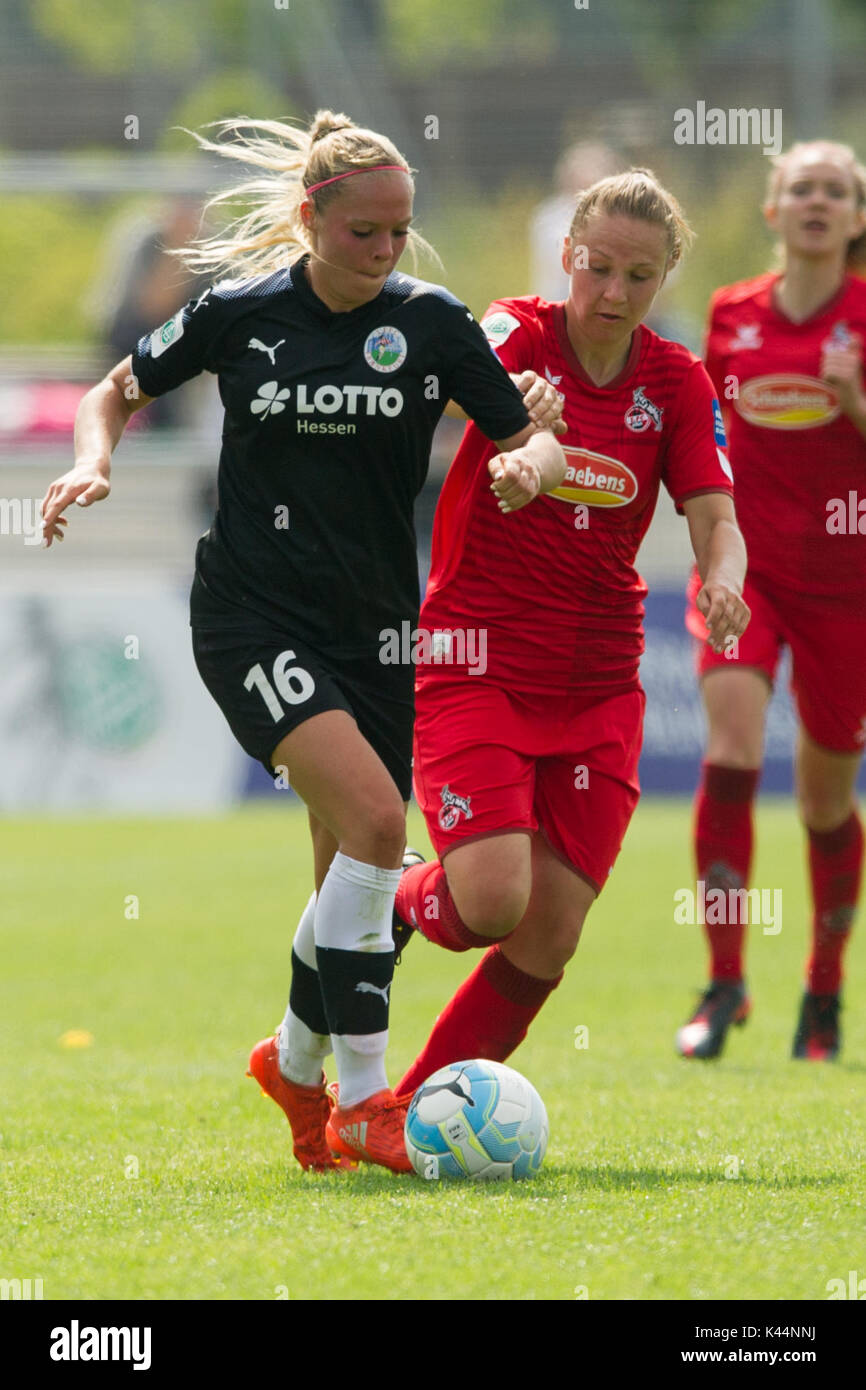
[807, 812, 862, 995]
[396, 860, 495, 951]
[694, 762, 759, 982]
[395, 945, 562, 1096]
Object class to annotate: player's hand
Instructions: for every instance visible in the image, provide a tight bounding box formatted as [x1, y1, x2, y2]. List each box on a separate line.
[821, 334, 865, 419]
[40, 463, 111, 548]
[510, 370, 567, 436]
[489, 451, 542, 513]
[696, 582, 750, 655]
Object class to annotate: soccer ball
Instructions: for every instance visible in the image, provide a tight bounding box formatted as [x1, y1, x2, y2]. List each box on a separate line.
[404, 1058, 548, 1180]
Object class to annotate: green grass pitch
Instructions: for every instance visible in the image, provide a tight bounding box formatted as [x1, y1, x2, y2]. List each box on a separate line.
[1, 799, 863, 1301]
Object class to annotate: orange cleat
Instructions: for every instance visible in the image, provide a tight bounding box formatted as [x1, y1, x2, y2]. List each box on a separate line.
[325, 1087, 413, 1173]
[247, 1035, 356, 1172]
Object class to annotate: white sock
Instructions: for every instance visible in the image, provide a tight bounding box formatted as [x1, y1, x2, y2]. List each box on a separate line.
[315, 852, 402, 1108]
[290, 890, 318, 970]
[278, 892, 331, 1087]
[314, 854, 402, 953]
[278, 1013, 331, 1088]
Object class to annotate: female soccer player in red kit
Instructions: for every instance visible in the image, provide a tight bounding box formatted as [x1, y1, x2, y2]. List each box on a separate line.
[676, 141, 866, 1062]
[391, 170, 750, 1094]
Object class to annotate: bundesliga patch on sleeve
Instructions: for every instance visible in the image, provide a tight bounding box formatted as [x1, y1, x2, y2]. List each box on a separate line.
[712, 398, 727, 447]
[480, 311, 521, 348]
[149, 310, 185, 359]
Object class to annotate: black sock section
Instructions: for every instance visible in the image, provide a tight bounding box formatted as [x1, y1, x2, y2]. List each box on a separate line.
[289, 949, 330, 1035]
[315, 946, 395, 1036]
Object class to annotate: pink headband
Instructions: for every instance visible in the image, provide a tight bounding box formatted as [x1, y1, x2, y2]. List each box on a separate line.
[303, 165, 407, 197]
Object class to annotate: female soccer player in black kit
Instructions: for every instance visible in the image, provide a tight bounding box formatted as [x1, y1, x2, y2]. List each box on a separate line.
[41, 111, 565, 1173]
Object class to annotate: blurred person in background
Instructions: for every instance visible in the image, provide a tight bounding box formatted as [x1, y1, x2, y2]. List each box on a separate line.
[85, 196, 208, 427]
[529, 140, 622, 302]
[677, 140, 866, 1063]
[530, 139, 699, 348]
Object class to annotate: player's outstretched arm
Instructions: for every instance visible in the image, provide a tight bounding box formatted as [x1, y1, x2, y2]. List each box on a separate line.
[683, 492, 750, 655]
[41, 355, 155, 547]
[487, 427, 566, 514]
[445, 371, 566, 434]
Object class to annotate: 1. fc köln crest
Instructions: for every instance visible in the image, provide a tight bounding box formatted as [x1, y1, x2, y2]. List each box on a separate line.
[624, 386, 663, 432]
[438, 785, 473, 830]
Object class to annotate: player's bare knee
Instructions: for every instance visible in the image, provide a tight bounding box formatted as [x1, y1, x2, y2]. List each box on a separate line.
[704, 712, 763, 766]
[702, 674, 767, 767]
[705, 737, 762, 768]
[457, 885, 529, 939]
[797, 791, 854, 834]
[343, 800, 406, 867]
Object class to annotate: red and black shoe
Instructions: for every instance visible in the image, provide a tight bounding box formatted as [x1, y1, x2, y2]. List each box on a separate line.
[791, 991, 841, 1061]
[676, 980, 751, 1059]
[392, 848, 426, 964]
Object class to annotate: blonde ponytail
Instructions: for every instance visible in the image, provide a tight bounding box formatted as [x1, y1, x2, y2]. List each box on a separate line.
[173, 109, 437, 281]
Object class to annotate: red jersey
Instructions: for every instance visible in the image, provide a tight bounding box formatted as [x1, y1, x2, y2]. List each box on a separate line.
[419, 296, 733, 697]
[704, 272, 866, 597]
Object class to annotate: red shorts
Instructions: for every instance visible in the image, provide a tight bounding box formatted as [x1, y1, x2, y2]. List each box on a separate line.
[412, 680, 645, 894]
[686, 568, 866, 753]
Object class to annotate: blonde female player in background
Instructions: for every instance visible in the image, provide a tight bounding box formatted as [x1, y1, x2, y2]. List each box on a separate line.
[676, 140, 866, 1062]
[40, 110, 566, 1172]
[388, 170, 750, 1095]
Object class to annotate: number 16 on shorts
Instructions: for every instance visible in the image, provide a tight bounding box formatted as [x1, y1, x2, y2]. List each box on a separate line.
[244, 650, 316, 721]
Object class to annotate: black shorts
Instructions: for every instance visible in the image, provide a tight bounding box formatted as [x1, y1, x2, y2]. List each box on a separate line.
[191, 626, 415, 799]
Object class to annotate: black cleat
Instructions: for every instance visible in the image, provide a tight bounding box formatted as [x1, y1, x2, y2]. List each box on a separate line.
[791, 991, 841, 1060]
[676, 980, 751, 1059]
[393, 848, 426, 964]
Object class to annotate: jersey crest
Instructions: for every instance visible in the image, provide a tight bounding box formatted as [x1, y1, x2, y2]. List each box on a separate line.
[821, 320, 855, 351]
[363, 326, 407, 372]
[624, 386, 664, 433]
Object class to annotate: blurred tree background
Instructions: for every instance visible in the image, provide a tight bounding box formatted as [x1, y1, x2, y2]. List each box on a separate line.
[1, 0, 865, 345]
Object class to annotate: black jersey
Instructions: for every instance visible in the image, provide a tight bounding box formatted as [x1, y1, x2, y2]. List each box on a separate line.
[131, 256, 530, 654]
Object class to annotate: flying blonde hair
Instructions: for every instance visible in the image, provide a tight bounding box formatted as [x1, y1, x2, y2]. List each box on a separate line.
[568, 167, 694, 272]
[766, 139, 866, 270]
[174, 109, 437, 282]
